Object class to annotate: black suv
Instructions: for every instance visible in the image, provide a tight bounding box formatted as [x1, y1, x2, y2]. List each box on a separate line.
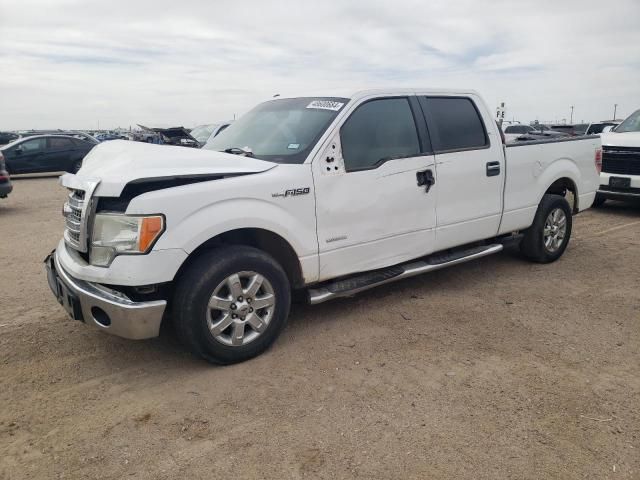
[0, 135, 96, 174]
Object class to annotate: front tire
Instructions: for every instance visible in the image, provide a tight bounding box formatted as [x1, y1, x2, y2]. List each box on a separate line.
[520, 194, 572, 263]
[173, 246, 291, 364]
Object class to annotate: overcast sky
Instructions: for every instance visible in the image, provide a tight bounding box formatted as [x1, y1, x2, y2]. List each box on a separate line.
[1, 0, 639, 130]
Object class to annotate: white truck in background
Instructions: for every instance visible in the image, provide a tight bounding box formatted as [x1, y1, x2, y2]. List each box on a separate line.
[593, 109, 640, 206]
[45, 89, 601, 364]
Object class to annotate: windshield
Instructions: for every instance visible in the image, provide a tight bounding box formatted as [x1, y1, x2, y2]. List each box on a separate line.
[587, 123, 616, 135]
[616, 110, 640, 133]
[204, 97, 349, 163]
[190, 124, 216, 143]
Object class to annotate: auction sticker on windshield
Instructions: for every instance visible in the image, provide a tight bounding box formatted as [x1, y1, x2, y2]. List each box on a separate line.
[306, 100, 344, 111]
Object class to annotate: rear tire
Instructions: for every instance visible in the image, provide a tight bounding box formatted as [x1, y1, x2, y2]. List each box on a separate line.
[173, 246, 291, 365]
[592, 193, 607, 207]
[520, 194, 572, 263]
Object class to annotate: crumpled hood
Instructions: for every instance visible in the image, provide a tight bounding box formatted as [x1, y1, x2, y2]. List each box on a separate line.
[67, 140, 276, 197]
[601, 131, 640, 148]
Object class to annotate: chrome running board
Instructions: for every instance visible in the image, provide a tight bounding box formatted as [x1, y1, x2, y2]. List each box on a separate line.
[308, 244, 503, 305]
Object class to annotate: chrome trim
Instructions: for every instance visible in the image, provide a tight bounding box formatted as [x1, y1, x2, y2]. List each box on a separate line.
[597, 189, 640, 198]
[49, 249, 166, 340]
[60, 175, 100, 253]
[308, 244, 503, 305]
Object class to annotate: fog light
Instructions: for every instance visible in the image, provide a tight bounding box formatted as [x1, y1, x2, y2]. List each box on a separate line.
[91, 306, 111, 327]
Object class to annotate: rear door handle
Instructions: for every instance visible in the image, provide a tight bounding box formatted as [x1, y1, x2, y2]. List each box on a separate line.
[486, 161, 501, 177]
[416, 169, 435, 193]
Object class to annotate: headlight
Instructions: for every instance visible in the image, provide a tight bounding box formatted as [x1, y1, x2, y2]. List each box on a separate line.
[90, 214, 164, 267]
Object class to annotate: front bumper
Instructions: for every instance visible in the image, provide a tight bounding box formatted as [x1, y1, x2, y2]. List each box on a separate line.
[598, 172, 640, 200]
[597, 187, 640, 200]
[45, 249, 166, 340]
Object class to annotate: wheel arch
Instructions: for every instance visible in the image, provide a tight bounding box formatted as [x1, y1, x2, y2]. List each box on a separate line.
[543, 176, 579, 213]
[175, 228, 305, 289]
[536, 157, 581, 214]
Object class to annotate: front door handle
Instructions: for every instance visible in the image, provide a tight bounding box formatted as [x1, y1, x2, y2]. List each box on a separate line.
[416, 169, 435, 193]
[486, 161, 501, 177]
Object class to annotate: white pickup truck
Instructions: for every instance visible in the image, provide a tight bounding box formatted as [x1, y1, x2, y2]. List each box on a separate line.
[45, 89, 601, 364]
[593, 109, 640, 206]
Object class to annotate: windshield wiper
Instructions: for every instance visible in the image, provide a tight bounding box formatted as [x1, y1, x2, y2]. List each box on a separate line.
[222, 147, 254, 157]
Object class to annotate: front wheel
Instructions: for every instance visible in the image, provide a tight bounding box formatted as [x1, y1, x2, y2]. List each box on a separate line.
[520, 194, 572, 263]
[173, 246, 291, 364]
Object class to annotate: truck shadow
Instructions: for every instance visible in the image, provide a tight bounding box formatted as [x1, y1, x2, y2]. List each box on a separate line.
[593, 200, 640, 216]
[287, 248, 523, 330]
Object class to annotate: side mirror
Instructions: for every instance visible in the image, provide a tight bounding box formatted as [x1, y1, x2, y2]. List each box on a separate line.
[14, 146, 23, 155]
[602, 126, 614, 133]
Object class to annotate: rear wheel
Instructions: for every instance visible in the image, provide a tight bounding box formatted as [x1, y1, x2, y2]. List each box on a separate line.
[520, 194, 572, 263]
[173, 246, 291, 364]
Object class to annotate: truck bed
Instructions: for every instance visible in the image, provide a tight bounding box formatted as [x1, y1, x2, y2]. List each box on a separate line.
[499, 135, 601, 235]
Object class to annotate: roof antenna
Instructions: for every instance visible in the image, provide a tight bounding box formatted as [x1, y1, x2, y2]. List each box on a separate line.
[273, 94, 280, 98]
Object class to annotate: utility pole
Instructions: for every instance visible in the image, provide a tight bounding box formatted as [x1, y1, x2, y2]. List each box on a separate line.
[570, 106, 574, 124]
[613, 104, 618, 120]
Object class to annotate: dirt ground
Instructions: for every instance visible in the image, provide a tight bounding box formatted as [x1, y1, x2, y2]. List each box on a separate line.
[0, 175, 639, 480]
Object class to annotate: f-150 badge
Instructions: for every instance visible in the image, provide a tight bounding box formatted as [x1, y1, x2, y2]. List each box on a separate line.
[272, 187, 310, 198]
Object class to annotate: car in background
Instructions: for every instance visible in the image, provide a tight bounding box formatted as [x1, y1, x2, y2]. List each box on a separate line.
[0, 132, 19, 146]
[585, 121, 621, 135]
[503, 124, 568, 143]
[503, 124, 533, 142]
[136, 125, 200, 147]
[551, 124, 589, 136]
[0, 151, 13, 198]
[594, 109, 640, 206]
[18, 130, 99, 145]
[95, 132, 128, 142]
[0, 135, 96, 174]
[190, 122, 233, 147]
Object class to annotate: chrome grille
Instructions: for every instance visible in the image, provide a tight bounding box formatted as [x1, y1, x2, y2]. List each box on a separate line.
[60, 177, 100, 253]
[64, 189, 87, 251]
[602, 146, 640, 176]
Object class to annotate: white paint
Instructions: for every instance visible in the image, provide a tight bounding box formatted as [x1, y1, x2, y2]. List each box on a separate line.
[59, 88, 600, 289]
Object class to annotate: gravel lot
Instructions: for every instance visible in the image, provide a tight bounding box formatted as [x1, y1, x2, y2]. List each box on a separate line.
[1, 176, 639, 479]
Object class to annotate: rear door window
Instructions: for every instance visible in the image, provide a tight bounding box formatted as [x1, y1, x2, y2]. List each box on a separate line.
[49, 137, 74, 150]
[421, 97, 488, 152]
[340, 97, 421, 171]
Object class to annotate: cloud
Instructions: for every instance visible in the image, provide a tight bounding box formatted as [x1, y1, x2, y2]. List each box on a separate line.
[0, 0, 639, 129]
